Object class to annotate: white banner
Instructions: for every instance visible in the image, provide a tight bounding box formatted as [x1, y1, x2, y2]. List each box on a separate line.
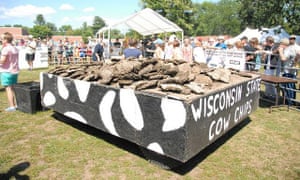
[205, 49, 246, 71]
[18, 46, 49, 70]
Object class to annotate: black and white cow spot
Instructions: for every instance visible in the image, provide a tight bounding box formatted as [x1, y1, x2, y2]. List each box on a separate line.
[41, 73, 188, 158]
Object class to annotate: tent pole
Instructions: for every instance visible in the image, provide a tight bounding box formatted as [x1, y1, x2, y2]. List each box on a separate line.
[142, 36, 145, 57]
[108, 28, 111, 60]
[181, 31, 184, 46]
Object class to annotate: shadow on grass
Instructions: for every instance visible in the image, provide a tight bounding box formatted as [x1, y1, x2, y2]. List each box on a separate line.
[173, 117, 251, 174]
[0, 162, 30, 180]
[52, 112, 144, 159]
[259, 95, 300, 112]
[52, 112, 251, 175]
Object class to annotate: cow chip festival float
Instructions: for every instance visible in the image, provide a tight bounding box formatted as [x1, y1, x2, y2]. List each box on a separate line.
[40, 58, 261, 169]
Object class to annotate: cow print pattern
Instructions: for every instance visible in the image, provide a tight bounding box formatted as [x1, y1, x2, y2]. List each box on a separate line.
[40, 73, 188, 161]
[40, 72, 260, 162]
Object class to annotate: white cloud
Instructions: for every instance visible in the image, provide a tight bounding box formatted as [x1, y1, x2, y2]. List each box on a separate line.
[83, 7, 95, 13]
[59, 4, 74, 10]
[1, 5, 55, 18]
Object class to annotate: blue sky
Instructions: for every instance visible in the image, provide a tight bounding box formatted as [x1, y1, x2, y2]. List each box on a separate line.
[0, 0, 217, 28]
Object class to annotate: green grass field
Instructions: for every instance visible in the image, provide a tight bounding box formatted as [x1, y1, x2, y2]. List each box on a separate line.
[0, 68, 299, 179]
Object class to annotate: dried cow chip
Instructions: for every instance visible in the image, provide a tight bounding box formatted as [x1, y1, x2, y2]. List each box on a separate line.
[194, 75, 213, 86]
[98, 69, 113, 84]
[141, 58, 158, 67]
[138, 64, 154, 76]
[47, 59, 241, 96]
[136, 80, 157, 90]
[160, 83, 183, 93]
[162, 63, 179, 76]
[120, 73, 141, 80]
[207, 68, 231, 83]
[83, 74, 96, 81]
[149, 74, 169, 80]
[131, 80, 157, 90]
[113, 60, 135, 76]
[119, 79, 134, 86]
[185, 82, 205, 94]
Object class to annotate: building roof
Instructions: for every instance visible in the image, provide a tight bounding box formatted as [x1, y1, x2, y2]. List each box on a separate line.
[0, 27, 29, 39]
[51, 35, 83, 43]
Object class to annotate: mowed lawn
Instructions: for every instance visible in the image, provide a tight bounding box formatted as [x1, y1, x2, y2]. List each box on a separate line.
[0, 68, 299, 179]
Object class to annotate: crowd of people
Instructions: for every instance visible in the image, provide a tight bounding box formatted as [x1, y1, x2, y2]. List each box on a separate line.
[0, 31, 300, 112]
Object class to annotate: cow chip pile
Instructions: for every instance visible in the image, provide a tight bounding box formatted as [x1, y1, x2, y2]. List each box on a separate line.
[48, 58, 254, 101]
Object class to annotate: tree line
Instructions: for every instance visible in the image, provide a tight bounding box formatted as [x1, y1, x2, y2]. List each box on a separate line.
[2, 0, 299, 42]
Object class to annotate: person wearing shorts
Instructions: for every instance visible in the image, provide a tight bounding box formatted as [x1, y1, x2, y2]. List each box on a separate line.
[0, 32, 19, 112]
[25, 35, 36, 70]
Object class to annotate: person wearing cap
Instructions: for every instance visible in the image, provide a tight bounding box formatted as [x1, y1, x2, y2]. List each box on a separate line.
[153, 39, 165, 59]
[278, 38, 297, 105]
[286, 35, 300, 69]
[215, 36, 227, 49]
[0, 32, 19, 112]
[226, 40, 235, 50]
[25, 35, 36, 70]
[279, 37, 299, 75]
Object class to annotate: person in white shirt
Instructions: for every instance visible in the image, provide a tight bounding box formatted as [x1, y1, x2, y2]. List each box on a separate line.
[25, 35, 36, 70]
[285, 35, 300, 74]
[171, 40, 183, 60]
[164, 40, 174, 60]
[153, 39, 165, 59]
[193, 40, 206, 64]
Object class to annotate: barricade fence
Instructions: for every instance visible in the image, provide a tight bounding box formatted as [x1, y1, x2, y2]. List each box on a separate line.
[243, 51, 299, 109]
[48, 54, 94, 65]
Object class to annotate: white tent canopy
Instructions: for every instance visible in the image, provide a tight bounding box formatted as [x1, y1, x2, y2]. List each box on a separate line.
[227, 27, 261, 44]
[228, 25, 293, 44]
[97, 8, 183, 37]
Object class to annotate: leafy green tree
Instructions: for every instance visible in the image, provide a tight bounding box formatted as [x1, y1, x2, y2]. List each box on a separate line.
[110, 29, 123, 39]
[81, 22, 93, 43]
[192, 0, 241, 36]
[237, 0, 300, 34]
[283, 0, 300, 33]
[125, 29, 142, 39]
[46, 22, 57, 32]
[72, 29, 83, 36]
[141, 0, 194, 36]
[92, 16, 106, 35]
[59, 25, 73, 35]
[192, 2, 218, 35]
[13, 24, 23, 27]
[29, 25, 52, 39]
[34, 14, 46, 26]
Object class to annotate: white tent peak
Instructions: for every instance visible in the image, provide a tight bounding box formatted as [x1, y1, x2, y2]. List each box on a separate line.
[228, 27, 261, 44]
[96, 8, 183, 37]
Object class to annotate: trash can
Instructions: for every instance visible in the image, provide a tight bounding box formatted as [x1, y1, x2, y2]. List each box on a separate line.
[14, 81, 42, 114]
